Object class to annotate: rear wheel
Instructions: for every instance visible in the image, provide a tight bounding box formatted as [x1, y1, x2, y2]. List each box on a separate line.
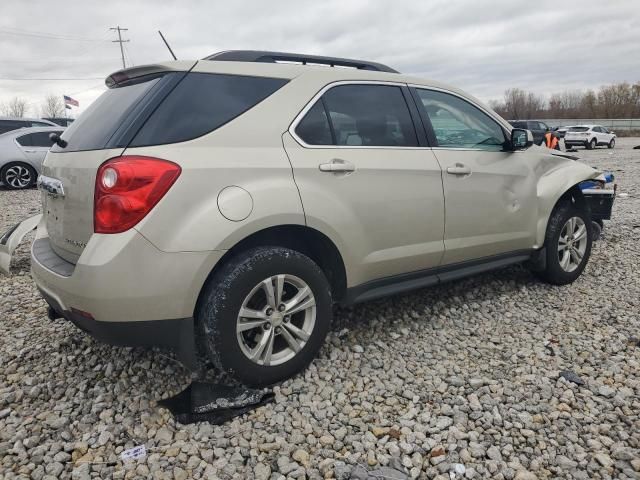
[1, 163, 36, 190]
[586, 138, 597, 150]
[608, 138, 615, 149]
[197, 246, 332, 386]
[533, 201, 592, 285]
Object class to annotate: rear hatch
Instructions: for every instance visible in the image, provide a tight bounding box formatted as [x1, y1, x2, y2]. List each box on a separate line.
[565, 126, 590, 142]
[41, 62, 195, 263]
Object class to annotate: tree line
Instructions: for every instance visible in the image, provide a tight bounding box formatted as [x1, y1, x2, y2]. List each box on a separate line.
[1, 94, 67, 119]
[489, 82, 640, 120]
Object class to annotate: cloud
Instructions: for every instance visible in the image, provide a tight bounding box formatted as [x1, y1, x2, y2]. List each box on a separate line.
[1, 0, 638, 116]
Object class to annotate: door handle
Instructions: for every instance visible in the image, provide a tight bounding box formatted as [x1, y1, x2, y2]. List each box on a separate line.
[446, 163, 471, 175]
[319, 159, 355, 173]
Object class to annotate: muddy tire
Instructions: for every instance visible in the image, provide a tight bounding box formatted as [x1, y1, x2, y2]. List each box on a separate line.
[533, 201, 592, 285]
[197, 246, 332, 386]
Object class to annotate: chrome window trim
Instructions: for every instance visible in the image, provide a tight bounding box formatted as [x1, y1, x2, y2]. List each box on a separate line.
[288, 80, 427, 150]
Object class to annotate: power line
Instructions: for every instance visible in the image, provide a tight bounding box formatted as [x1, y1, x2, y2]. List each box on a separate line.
[0, 27, 110, 42]
[110, 26, 129, 69]
[0, 77, 104, 81]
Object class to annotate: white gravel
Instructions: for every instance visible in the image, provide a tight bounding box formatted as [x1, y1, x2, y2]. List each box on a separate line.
[1, 139, 639, 479]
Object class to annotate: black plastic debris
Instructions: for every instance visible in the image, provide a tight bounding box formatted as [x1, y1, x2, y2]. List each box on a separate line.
[158, 382, 274, 425]
[560, 370, 585, 386]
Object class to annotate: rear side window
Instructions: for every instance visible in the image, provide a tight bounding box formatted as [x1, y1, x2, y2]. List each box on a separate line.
[30, 131, 61, 147]
[16, 133, 32, 146]
[54, 74, 165, 152]
[295, 84, 418, 147]
[130, 73, 289, 147]
[295, 101, 332, 145]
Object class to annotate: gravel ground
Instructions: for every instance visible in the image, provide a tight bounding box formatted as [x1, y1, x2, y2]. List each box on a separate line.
[1, 138, 639, 480]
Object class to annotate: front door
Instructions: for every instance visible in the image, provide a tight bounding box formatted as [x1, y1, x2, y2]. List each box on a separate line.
[412, 88, 538, 265]
[283, 82, 445, 287]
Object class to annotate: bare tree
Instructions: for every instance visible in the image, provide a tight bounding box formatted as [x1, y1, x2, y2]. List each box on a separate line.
[490, 81, 639, 120]
[0, 97, 28, 117]
[41, 94, 65, 118]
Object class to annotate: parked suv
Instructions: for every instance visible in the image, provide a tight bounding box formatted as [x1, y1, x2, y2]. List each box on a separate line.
[564, 125, 616, 150]
[1, 51, 604, 386]
[508, 120, 551, 145]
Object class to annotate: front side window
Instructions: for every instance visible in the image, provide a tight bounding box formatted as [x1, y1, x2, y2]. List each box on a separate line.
[415, 89, 506, 150]
[295, 84, 418, 147]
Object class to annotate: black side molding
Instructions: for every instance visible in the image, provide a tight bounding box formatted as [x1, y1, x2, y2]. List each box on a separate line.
[343, 250, 533, 305]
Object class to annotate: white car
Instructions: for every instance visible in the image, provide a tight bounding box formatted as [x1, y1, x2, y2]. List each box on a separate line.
[564, 125, 616, 150]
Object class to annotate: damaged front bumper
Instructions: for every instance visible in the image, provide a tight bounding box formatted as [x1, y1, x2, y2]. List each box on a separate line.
[0, 214, 42, 275]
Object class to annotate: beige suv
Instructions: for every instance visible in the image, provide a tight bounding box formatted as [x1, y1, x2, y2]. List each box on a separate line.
[1, 51, 605, 386]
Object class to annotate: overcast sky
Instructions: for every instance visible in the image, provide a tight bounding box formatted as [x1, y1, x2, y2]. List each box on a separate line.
[1, 0, 638, 117]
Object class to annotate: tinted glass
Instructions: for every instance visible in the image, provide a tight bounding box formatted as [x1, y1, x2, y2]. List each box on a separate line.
[295, 100, 332, 145]
[321, 85, 418, 147]
[30, 131, 61, 147]
[569, 127, 589, 132]
[15, 134, 32, 147]
[55, 74, 164, 152]
[31, 121, 52, 127]
[0, 120, 24, 134]
[131, 73, 288, 147]
[415, 89, 506, 150]
[510, 121, 526, 128]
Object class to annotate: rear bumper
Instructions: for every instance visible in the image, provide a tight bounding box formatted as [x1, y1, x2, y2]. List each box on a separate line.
[41, 286, 197, 367]
[30, 222, 226, 366]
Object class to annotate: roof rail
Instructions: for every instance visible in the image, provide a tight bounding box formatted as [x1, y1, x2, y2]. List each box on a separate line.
[203, 50, 399, 73]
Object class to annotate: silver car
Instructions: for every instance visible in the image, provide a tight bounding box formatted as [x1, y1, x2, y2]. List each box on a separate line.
[0, 126, 65, 189]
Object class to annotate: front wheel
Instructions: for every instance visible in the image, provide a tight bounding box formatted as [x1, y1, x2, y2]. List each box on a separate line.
[197, 246, 332, 386]
[533, 202, 592, 285]
[608, 138, 615, 149]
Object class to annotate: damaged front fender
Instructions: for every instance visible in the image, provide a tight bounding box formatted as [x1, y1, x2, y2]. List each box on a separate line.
[535, 159, 600, 246]
[0, 214, 42, 275]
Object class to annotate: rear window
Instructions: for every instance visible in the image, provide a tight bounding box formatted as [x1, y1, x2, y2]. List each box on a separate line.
[569, 127, 589, 132]
[53, 74, 166, 152]
[129, 73, 288, 147]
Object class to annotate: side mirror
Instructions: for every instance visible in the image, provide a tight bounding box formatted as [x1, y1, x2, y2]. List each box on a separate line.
[510, 128, 533, 150]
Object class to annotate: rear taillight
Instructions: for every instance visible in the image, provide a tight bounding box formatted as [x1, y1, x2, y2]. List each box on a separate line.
[94, 156, 181, 234]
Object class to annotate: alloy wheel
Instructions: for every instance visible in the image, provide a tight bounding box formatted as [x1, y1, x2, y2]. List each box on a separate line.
[5, 165, 32, 188]
[236, 274, 316, 366]
[558, 216, 588, 272]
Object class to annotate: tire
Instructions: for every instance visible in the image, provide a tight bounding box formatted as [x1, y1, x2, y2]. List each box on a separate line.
[1, 162, 36, 190]
[608, 138, 615, 149]
[534, 201, 592, 285]
[586, 138, 596, 150]
[197, 246, 332, 386]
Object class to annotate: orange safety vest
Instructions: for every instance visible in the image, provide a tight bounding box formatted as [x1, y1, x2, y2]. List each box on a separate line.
[544, 132, 558, 149]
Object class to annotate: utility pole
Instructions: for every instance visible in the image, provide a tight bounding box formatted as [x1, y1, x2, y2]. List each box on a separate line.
[110, 26, 129, 69]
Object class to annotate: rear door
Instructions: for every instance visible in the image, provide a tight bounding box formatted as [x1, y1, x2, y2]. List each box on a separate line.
[283, 82, 445, 286]
[411, 87, 537, 265]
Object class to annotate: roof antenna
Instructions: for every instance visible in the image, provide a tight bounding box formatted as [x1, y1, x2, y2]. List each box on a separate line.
[158, 30, 177, 60]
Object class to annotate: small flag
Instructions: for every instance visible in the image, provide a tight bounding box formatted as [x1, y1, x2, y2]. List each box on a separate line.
[63, 95, 79, 107]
